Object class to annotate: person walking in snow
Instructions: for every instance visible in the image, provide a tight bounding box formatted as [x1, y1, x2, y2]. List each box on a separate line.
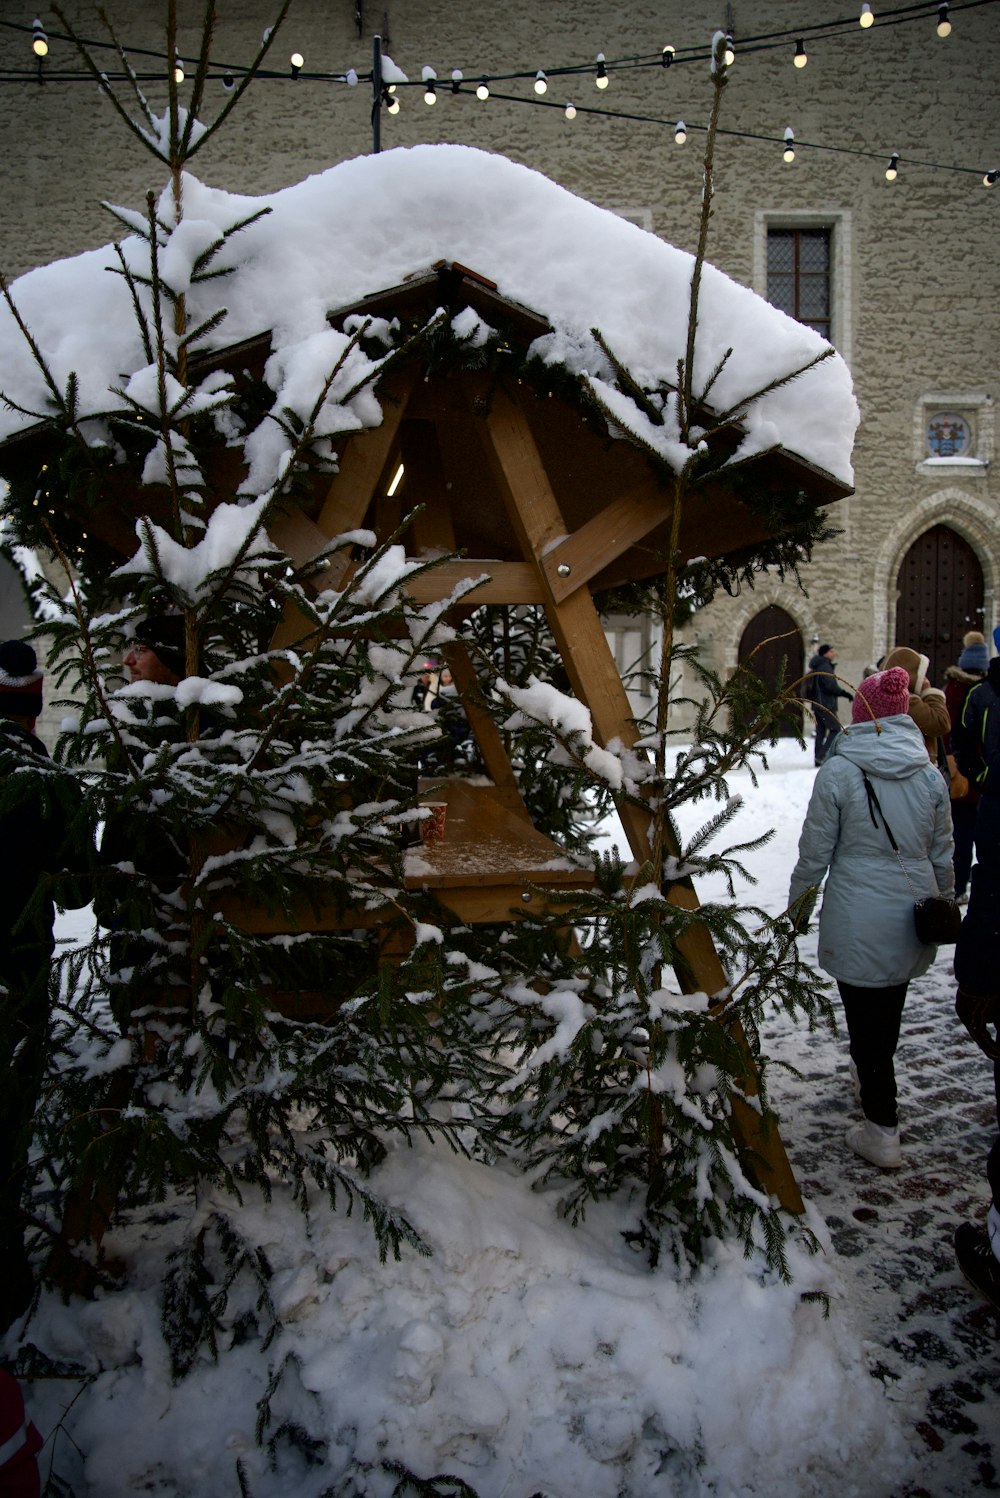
[788, 666, 955, 1169]
[881, 645, 951, 760]
[942, 630, 988, 901]
[805, 643, 852, 766]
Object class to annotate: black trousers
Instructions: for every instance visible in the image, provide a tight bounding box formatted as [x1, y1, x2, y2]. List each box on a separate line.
[837, 980, 909, 1128]
[812, 705, 840, 764]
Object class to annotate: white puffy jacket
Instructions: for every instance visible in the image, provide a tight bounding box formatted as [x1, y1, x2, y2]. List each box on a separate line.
[788, 713, 955, 987]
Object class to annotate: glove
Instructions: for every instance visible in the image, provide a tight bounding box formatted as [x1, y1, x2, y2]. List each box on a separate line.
[956, 989, 1000, 1062]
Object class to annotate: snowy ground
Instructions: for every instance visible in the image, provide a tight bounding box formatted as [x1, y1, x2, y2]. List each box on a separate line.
[8, 738, 998, 1497]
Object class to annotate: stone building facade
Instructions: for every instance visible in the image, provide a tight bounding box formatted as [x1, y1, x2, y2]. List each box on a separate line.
[1, 0, 997, 737]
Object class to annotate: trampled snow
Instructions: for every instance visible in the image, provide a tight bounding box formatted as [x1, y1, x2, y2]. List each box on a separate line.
[0, 144, 858, 488]
[12, 737, 991, 1498]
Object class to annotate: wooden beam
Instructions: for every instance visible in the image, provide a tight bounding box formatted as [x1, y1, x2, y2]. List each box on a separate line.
[406, 561, 543, 605]
[541, 483, 668, 603]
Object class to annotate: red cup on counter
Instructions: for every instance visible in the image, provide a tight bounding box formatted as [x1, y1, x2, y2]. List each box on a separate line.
[419, 802, 447, 844]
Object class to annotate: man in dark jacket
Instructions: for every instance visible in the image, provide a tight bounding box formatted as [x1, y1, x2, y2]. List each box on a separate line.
[806, 643, 853, 766]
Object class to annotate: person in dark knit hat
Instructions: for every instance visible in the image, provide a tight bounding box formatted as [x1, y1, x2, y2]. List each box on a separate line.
[789, 666, 955, 1171]
[0, 638, 44, 729]
[805, 642, 853, 766]
[124, 613, 184, 685]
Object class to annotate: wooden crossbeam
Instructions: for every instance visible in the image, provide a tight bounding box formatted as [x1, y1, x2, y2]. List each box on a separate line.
[541, 483, 668, 603]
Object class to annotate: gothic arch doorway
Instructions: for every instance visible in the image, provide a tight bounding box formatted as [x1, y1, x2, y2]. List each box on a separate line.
[737, 604, 804, 736]
[895, 525, 985, 688]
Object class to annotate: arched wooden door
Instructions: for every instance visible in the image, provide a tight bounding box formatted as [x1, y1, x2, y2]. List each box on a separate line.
[895, 526, 985, 689]
[737, 604, 804, 736]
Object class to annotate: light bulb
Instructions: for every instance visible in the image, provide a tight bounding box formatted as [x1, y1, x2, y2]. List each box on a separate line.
[595, 53, 609, 89]
[983, 169, 998, 187]
[565, 101, 576, 119]
[674, 120, 686, 145]
[723, 34, 735, 66]
[783, 128, 795, 163]
[937, 4, 952, 36]
[661, 45, 675, 67]
[859, 4, 874, 28]
[290, 51, 304, 76]
[173, 55, 185, 83]
[222, 71, 234, 90]
[534, 69, 547, 95]
[476, 78, 490, 100]
[31, 19, 48, 57]
[424, 82, 436, 104]
[451, 69, 463, 92]
[794, 40, 808, 68]
[385, 88, 400, 114]
[885, 152, 899, 181]
[422, 65, 437, 105]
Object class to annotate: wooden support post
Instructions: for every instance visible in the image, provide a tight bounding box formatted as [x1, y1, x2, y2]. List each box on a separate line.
[468, 377, 803, 1213]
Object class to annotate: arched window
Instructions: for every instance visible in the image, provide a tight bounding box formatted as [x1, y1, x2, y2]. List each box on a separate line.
[895, 526, 985, 688]
[736, 605, 804, 737]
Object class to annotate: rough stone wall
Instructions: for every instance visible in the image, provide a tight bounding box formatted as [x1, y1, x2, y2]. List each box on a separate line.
[1, 0, 997, 722]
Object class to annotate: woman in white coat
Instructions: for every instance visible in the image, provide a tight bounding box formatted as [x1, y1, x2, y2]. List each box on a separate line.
[788, 666, 955, 1168]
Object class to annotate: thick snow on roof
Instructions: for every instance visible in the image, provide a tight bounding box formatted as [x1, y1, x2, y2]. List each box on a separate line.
[0, 143, 858, 484]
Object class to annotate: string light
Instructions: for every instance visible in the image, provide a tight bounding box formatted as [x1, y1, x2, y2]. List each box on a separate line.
[674, 119, 686, 145]
[783, 126, 795, 163]
[794, 39, 808, 68]
[451, 68, 463, 92]
[31, 18, 47, 57]
[383, 86, 399, 114]
[885, 151, 899, 181]
[0, 15, 993, 192]
[289, 51, 304, 78]
[564, 100, 576, 119]
[421, 65, 436, 105]
[983, 169, 998, 187]
[723, 34, 735, 67]
[534, 69, 547, 95]
[859, 4, 874, 29]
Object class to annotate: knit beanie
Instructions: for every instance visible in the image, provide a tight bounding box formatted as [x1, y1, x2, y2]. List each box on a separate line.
[958, 630, 989, 673]
[852, 666, 911, 723]
[0, 638, 43, 722]
[135, 614, 185, 678]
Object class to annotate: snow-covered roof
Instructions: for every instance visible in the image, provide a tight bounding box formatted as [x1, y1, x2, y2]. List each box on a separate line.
[0, 143, 858, 487]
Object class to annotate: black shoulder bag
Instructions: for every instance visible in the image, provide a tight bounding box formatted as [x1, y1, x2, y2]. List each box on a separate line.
[860, 771, 962, 945]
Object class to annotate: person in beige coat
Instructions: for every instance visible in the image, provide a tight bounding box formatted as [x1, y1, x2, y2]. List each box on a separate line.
[881, 645, 950, 758]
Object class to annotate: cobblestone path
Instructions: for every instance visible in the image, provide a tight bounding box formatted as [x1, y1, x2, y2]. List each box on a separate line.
[767, 959, 1000, 1496]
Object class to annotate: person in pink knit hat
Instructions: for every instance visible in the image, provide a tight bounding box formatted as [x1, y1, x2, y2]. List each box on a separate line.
[789, 666, 955, 1169]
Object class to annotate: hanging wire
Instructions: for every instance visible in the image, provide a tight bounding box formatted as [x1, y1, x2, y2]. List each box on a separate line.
[0, 2, 996, 183]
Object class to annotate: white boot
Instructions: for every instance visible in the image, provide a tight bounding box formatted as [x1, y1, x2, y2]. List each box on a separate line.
[846, 1118, 901, 1169]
